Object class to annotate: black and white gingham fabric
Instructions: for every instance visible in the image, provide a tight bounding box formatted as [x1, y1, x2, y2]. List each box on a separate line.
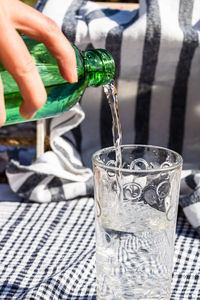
[0, 185, 200, 299]
[180, 170, 200, 235]
[6, 0, 200, 233]
[171, 210, 200, 299]
[0, 187, 96, 299]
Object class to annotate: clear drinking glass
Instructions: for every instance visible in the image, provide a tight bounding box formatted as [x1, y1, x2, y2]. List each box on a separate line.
[92, 145, 182, 300]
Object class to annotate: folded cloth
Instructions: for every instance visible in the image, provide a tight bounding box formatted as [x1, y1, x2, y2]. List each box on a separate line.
[6, 0, 200, 234]
[6, 104, 93, 203]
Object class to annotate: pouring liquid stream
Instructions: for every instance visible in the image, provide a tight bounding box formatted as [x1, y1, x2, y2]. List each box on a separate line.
[103, 80, 123, 202]
[103, 80, 122, 169]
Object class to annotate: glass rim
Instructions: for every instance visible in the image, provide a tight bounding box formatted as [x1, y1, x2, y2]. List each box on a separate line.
[92, 144, 183, 174]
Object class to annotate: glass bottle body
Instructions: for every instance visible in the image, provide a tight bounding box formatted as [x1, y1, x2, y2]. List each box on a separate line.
[1, 37, 115, 125]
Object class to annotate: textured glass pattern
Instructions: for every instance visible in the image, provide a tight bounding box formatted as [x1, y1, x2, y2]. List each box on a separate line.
[93, 145, 182, 300]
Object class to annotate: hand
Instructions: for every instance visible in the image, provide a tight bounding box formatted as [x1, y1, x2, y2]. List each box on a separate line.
[0, 0, 77, 126]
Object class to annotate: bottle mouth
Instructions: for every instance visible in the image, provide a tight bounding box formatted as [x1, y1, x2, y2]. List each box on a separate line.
[83, 49, 115, 86]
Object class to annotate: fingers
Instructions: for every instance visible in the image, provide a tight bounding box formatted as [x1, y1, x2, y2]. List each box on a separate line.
[0, 75, 6, 127]
[0, 0, 77, 123]
[0, 23, 47, 119]
[10, 0, 77, 83]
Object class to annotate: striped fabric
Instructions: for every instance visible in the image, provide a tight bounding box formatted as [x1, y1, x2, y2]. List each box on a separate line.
[0, 185, 200, 299]
[7, 105, 93, 203]
[6, 0, 200, 232]
[35, 0, 200, 170]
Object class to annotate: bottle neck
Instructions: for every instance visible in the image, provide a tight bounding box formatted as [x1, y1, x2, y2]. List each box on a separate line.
[82, 49, 115, 87]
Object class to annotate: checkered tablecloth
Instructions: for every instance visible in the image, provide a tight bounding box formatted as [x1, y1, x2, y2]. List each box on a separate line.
[0, 185, 199, 299]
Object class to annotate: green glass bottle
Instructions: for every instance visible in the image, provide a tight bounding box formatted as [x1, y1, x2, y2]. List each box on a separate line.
[0, 36, 115, 126]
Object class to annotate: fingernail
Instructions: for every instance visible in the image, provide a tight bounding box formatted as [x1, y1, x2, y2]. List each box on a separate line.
[23, 112, 36, 120]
